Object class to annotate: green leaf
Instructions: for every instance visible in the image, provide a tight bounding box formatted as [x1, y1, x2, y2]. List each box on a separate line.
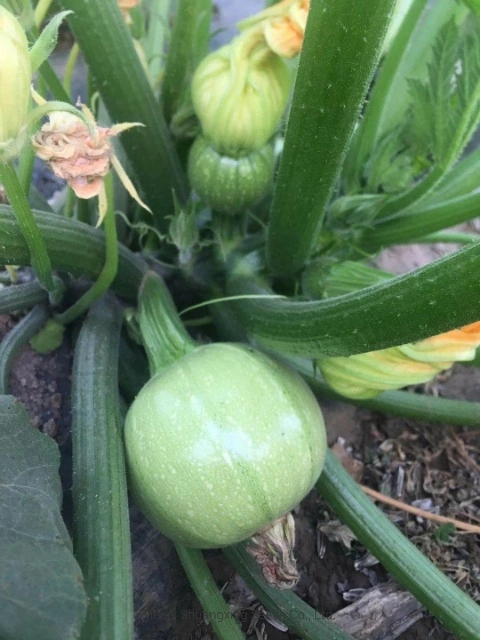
[29, 11, 73, 73]
[0, 396, 87, 640]
[403, 16, 480, 164]
[371, 13, 480, 220]
[266, 0, 397, 277]
[345, 0, 468, 191]
[424, 18, 460, 159]
[228, 242, 480, 358]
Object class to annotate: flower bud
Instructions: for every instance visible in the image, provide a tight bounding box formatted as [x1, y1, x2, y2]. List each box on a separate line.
[318, 321, 480, 399]
[188, 135, 274, 214]
[318, 348, 443, 400]
[0, 7, 31, 161]
[192, 33, 291, 156]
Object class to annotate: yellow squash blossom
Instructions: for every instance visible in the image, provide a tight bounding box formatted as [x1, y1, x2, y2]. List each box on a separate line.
[317, 321, 480, 399]
[239, 0, 310, 58]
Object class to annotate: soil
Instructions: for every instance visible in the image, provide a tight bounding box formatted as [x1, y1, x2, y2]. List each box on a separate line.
[3, 300, 479, 640]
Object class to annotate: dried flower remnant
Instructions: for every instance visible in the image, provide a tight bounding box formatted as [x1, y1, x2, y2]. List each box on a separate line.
[318, 321, 480, 399]
[239, 0, 310, 59]
[32, 103, 150, 225]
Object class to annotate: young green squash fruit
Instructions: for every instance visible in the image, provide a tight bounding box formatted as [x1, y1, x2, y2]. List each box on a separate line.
[188, 135, 275, 214]
[124, 342, 326, 549]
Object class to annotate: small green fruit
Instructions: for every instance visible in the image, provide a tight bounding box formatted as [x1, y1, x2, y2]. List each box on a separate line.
[124, 343, 326, 548]
[188, 135, 274, 214]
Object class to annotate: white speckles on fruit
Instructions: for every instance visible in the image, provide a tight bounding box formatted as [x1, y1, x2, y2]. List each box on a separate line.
[124, 343, 327, 548]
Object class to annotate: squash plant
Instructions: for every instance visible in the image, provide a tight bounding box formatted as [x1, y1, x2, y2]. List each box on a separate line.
[1, 0, 480, 639]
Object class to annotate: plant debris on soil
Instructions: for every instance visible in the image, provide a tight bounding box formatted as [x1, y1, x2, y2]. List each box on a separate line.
[2, 281, 479, 640]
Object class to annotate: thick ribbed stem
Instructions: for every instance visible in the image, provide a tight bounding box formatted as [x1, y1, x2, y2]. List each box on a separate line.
[137, 271, 197, 375]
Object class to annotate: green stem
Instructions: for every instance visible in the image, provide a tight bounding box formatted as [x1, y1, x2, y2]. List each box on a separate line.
[76, 198, 91, 224]
[174, 545, 245, 640]
[0, 304, 49, 394]
[266, 0, 396, 276]
[63, 41, 80, 97]
[34, 0, 53, 28]
[55, 176, 119, 325]
[64, 187, 76, 219]
[410, 230, 479, 245]
[317, 452, 480, 640]
[17, 127, 36, 197]
[137, 270, 197, 375]
[0, 280, 49, 313]
[72, 296, 133, 640]
[362, 190, 480, 249]
[0, 205, 147, 301]
[143, 0, 169, 91]
[38, 59, 71, 102]
[226, 246, 480, 358]
[376, 164, 445, 220]
[224, 544, 354, 640]
[0, 161, 57, 295]
[162, 0, 212, 123]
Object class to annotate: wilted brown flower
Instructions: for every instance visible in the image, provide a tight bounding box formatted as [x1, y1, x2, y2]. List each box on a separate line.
[32, 103, 149, 225]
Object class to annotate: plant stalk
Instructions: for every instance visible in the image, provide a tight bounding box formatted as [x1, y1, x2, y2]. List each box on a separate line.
[55, 175, 119, 325]
[0, 161, 58, 298]
[317, 452, 480, 640]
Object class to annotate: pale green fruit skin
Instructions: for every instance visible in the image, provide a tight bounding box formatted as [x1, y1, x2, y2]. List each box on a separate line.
[124, 343, 327, 548]
[188, 136, 274, 214]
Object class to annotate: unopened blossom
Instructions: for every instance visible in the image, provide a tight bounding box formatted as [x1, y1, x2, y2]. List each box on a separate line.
[239, 0, 310, 58]
[192, 32, 291, 156]
[317, 321, 480, 399]
[0, 6, 31, 161]
[32, 104, 149, 224]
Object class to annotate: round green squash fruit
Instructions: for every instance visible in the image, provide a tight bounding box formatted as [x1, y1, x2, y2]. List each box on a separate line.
[188, 135, 274, 214]
[124, 343, 327, 548]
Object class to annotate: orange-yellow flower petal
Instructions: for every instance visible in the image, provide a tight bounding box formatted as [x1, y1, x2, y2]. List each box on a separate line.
[264, 0, 309, 58]
[317, 320, 480, 400]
